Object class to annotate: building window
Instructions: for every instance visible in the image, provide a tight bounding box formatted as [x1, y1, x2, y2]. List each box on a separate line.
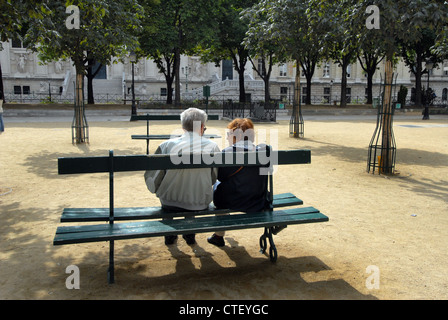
[323, 62, 330, 78]
[346, 88, 352, 104]
[442, 88, 448, 101]
[280, 87, 288, 100]
[279, 64, 287, 77]
[160, 88, 167, 96]
[23, 86, 30, 95]
[324, 87, 331, 103]
[302, 86, 307, 104]
[14, 86, 22, 94]
[222, 59, 233, 80]
[92, 62, 107, 79]
[347, 65, 351, 78]
[11, 38, 24, 48]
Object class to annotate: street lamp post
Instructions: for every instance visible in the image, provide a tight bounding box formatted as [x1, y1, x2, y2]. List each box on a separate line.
[423, 59, 433, 120]
[130, 51, 137, 117]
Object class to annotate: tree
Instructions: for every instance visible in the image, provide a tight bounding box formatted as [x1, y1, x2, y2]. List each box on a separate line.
[138, 0, 217, 106]
[242, 1, 287, 103]
[0, 0, 17, 103]
[197, 0, 256, 103]
[357, 36, 385, 105]
[399, 28, 443, 107]
[138, 0, 177, 105]
[352, 0, 448, 174]
[316, 0, 360, 107]
[266, 0, 328, 105]
[0, 0, 47, 103]
[24, 0, 143, 143]
[85, 52, 105, 105]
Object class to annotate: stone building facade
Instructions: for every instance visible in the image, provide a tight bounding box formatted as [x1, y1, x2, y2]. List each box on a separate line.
[2, 39, 448, 105]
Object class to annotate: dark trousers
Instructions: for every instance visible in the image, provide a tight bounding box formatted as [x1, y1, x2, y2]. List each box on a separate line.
[161, 205, 198, 239]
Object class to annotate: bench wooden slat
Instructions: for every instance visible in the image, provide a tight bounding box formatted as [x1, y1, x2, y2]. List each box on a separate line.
[54, 207, 327, 245]
[57, 207, 321, 234]
[130, 114, 219, 121]
[58, 150, 311, 174]
[60, 193, 303, 222]
[131, 134, 221, 140]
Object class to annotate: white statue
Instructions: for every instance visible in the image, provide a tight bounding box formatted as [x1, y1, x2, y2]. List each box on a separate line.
[55, 60, 63, 73]
[17, 54, 26, 73]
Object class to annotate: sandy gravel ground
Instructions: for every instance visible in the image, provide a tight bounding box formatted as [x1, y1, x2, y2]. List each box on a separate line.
[0, 111, 447, 300]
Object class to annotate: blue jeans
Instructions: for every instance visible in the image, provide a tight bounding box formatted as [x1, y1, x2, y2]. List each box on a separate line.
[0, 113, 4, 132]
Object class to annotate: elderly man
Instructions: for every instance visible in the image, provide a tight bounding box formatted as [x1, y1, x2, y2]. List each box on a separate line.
[144, 108, 220, 245]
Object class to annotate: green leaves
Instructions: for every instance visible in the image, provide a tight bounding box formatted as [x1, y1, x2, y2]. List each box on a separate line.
[24, 0, 143, 70]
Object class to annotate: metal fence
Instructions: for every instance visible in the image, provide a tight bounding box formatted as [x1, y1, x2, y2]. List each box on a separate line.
[3, 91, 448, 108]
[223, 101, 277, 122]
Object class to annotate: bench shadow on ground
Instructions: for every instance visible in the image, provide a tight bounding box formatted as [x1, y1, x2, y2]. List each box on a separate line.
[299, 138, 448, 168]
[0, 200, 375, 299]
[298, 138, 448, 202]
[23, 146, 143, 179]
[95, 237, 378, 300]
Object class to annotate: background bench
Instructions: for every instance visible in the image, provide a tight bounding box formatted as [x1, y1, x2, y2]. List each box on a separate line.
[54, 149, 328, 284]
[130, 113, 221, 154]
[130, 114, 220, 121]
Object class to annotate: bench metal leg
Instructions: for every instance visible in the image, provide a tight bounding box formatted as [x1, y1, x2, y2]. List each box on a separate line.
[259, 227, 278, 262]
[108, 240, 115, 284]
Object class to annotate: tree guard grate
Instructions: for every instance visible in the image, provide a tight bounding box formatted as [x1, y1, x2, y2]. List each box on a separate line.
[367, 71, 398, 175]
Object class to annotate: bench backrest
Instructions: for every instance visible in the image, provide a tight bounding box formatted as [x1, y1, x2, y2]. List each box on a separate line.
[58, 149, 311, 174]
[58, 149, 310, 224]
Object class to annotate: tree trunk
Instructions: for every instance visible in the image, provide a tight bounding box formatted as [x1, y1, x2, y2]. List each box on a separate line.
[305, 75, 312, 105]
[340, 60, 348, 107]
[0, 61, 5, 103]
[380, 59, 394, 174]
[293, 62, 301, 138]
[414, 55, 423, 107]
[264, 78, 270, 103]
[86, 58, 102, 105]
[158, 55, 175, 105]
[174, 47, 181, 107]
[232, 52, 247, 104]
[166, 77, 174, 105]
[74, 72, 87, 143]
[87, 70, 95, 105]
[366, 72, 374, 105]
[238, 68, 246, 103]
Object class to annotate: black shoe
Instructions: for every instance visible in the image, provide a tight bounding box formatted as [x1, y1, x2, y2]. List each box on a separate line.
[183, 234, 196, 245]
[207, 234, 225, 247]
[165, 235, 178, 245]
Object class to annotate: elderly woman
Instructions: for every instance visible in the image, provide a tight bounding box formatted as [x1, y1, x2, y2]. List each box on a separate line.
[208, 118, 269, 247]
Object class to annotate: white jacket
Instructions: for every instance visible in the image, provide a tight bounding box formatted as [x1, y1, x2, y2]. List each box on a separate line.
[144, 132, 220, 210]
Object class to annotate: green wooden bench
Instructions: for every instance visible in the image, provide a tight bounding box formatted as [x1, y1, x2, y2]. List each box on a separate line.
[53, 148, 328, 284]
[130, 114, 220, 121]
[130, 113, 221, 154]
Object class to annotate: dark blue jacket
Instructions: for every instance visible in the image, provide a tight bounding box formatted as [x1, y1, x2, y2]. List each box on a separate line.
[213, 143, 268, 213]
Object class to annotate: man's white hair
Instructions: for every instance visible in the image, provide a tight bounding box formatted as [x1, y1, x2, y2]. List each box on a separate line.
[180, 108, 208, 132]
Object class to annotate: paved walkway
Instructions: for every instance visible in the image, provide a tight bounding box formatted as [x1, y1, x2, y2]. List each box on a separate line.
[2, 105, 447, 122]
